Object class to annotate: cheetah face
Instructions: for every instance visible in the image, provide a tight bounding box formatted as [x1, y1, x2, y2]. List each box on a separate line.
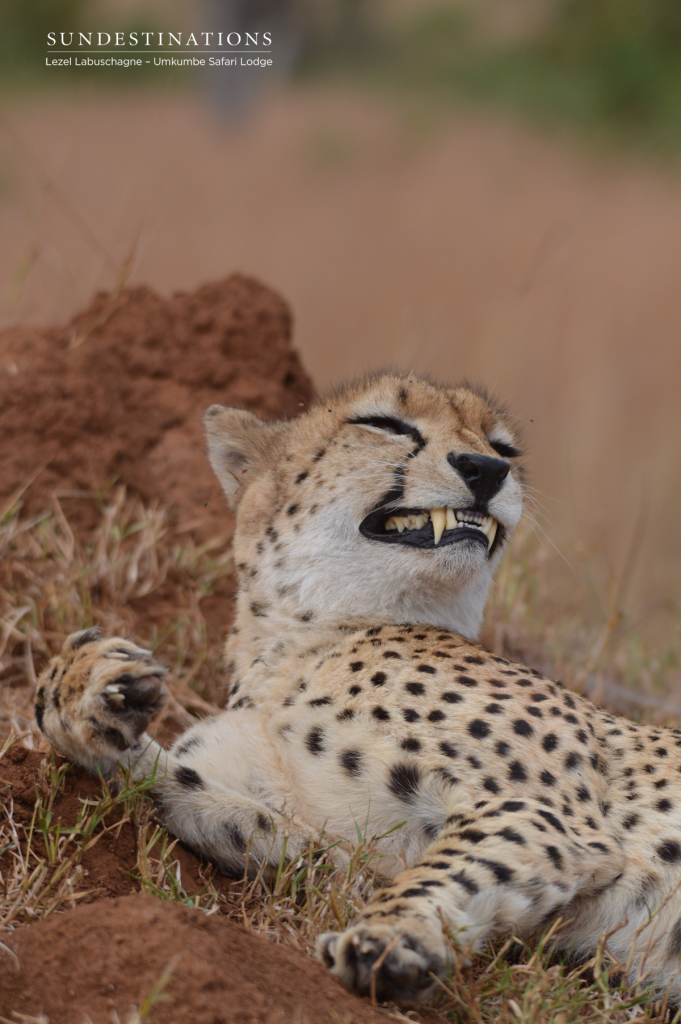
[204, 373, 524, 637]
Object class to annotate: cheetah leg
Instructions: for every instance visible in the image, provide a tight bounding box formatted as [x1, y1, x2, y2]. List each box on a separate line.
[318, 795, 625, 1002]
[35, 628, 349, 875]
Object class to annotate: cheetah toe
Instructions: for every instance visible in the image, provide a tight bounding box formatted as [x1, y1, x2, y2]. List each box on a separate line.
[317, 919, 448, 1002]
[35, 627, 168, 769]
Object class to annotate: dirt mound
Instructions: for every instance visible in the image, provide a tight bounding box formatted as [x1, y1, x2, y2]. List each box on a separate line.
[0, 894, 393, 1024]
[0, 275, 314, 538]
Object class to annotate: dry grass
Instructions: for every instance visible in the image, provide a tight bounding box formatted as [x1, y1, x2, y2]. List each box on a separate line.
[2, 494, 681, 1022]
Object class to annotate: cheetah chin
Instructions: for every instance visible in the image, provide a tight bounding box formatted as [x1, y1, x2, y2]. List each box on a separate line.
[34, 372, 681, 1006]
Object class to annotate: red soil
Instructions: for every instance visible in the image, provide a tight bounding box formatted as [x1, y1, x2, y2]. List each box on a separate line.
[1, 745, 433, 1023]
[0, 274, 314, 539]
[0, 894, 393, 1024]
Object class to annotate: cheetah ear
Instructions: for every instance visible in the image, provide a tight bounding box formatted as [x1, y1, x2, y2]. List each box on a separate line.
[203, 405, 282, 509]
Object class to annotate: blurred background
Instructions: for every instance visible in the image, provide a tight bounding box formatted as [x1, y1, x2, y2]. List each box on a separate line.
[1, 0, 681, 678]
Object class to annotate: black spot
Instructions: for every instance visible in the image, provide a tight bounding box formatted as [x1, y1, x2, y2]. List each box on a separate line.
[563, 694, 576, 709]
[655, 779, 668, 789]
[657, 799, 673, 813]
[423, 822, 443, 840]
[389, 763, 420, 802]
[434, 767, 459, 787]
[306, 727, 325, 754]
[406, 682, 425, 696]
[383, 651, 401, 659]
[295, 471, 308, 484]
[400, 887, 430, 899]
[508, 761, 527, 782]
[53, 690, 61, 710]
[497, 827, 526, 846]
[483, 777, 500, 794]
[34, 689, 46, 732]
[401, 737, 421, 752]
[341, 750, 363, 777]
[587, 842, 609, 852]
[348, 685, 362, 696]
[515, 678, 532, 688]
[460, 829, 486, 844]
[564, 752, 582, 770]
[531, 693, 549, 702]
[403, 708, 420, 722]
[224, 822, 246, 853]
[495, 740, 510, 757]
[467, 757, 482, 768]
[428, 709, 445, 722]
[457, 675, 478, 687]
[175, 766, 204, 790]
[49, 666, 58, 681]
[440, 741, 458, 759]
[309, 696, 332, 707]
[564, 714, 578, 724]
[286, 504, 298, 516]
[478, 858, 514, 883]
[175, 735, 203, 758]
[537, 809, 566, 834]
[450, 870, 479, 895]
[501, 800, 525, 812]
[623, 813, 639, 829]
[371, 672, 386, 687]
[540, 770, 556, 787]
[68, 626, 103, 650]
[417, 665, 436, 674]
[544, 845, 563, 870]
[667, 918, 681, 960]
[337, 708, 354, 721]
[441, 691, 463, 704]
[464, 655, 484, 665]
[350, 661, 364, 673]
[372, 706, 390, 721]
[256, 813, 272, 833]
[656, 747, 669, 758]
[469, 719, 491, 740]
[576, 730, 589, 744]
[577, 786, 591, 802]
[513, 719, 533, 738]
[526, 707, 543, 719]
[434, 651, 452, 659]
[485, 704, 504, 715]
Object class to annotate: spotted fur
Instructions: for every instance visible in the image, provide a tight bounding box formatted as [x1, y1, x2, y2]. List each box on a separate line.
[35, 373, 681, 1003]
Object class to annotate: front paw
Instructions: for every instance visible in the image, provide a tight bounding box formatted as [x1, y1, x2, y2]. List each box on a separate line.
[316, 919, 448, 1002]
[35, 628, 167, 766]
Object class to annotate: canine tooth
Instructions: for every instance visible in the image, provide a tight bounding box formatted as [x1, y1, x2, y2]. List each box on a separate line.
[395, 517, 406, 533]
[487, 519, 498, 549]
[385, 517, 397, 531]
[446, 508, 456, 530]
[431, 508, 446, 545]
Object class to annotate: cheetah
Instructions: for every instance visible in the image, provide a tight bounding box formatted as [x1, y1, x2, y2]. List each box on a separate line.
[35, 373, 681, 1003]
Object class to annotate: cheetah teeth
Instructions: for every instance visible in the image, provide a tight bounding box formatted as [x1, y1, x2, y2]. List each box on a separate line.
[384, 509, 498, 549]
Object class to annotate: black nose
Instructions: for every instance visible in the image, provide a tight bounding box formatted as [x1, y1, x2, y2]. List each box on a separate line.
[447, 452, 510, 502]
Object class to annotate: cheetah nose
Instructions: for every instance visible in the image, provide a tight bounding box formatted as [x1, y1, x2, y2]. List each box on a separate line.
[447, 452, 510, 503]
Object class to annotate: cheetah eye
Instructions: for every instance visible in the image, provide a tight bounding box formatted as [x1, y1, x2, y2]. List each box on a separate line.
[348, 416, 416, 437]
[488, 439, 521, 459]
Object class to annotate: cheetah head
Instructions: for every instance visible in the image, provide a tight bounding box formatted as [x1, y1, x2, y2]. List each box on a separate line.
[204, 373, 524, 639]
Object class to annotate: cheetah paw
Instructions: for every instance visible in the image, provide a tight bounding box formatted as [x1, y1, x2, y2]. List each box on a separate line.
[317, 919, 448, 1002]
[35, 627, 167, 771]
